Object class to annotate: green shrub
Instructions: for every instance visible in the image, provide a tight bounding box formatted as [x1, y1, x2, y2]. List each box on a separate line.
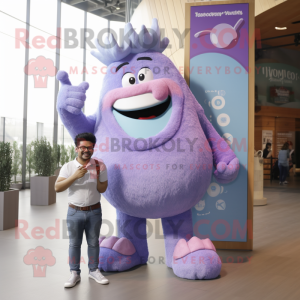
[0, 142, 13, 191]
[60, 145, 69, 166]
[51, 143, 61, 174]
[11, 141, 22, 183]
[26, 142, 34, 180]
[68, 145, 76, 161]
[32, 137, 52, 176]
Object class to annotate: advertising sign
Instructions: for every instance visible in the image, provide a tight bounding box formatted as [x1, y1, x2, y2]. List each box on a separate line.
[255, 63, 300, 108]
[185, 1, 254, 249]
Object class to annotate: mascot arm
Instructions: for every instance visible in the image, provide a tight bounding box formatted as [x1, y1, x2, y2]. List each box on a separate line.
[194, 100, 239, 184]
[56, 71, 96, 139]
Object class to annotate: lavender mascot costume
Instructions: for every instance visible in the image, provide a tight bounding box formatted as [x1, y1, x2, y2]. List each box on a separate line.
[56, 19, 239, 280]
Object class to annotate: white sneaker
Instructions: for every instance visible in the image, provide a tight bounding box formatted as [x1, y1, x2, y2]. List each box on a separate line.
[89, 269, 109, 284]
[64, 270, 81, 288]
[283, 181, 288, 184]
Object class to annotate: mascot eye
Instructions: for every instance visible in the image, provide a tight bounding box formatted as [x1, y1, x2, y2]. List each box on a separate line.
[122, 73, 136, 87]
[138, 68, 153, 83]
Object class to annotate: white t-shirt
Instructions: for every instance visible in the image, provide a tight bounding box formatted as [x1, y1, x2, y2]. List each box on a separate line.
[58, 157, 108, 207]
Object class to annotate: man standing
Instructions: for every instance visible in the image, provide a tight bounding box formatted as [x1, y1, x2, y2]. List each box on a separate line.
[55, 132, 109, 288]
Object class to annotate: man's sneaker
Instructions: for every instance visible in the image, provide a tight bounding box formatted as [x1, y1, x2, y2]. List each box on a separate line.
[279, 182, 283, 185]
[64, 271, 81, 288]
[283, 181, 288, 184]
[89, 269, 109, 284]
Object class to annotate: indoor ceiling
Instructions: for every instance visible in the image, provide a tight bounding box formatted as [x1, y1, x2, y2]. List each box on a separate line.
[62, 0, 126, 22]
[256, 0, 300, 51]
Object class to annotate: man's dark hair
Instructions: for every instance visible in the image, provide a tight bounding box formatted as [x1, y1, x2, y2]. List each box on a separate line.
[265, 143, 271, 149]
[74, 132, 96, 147]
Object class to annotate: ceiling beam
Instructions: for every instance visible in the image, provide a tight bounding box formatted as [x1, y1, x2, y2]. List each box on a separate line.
[97, 8, 126, 17]
[66, 0, 85, 5]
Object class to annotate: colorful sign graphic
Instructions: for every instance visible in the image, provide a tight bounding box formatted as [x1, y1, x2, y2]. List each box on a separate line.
[189, 3, 249, 242]
[255, 63, 300, 108]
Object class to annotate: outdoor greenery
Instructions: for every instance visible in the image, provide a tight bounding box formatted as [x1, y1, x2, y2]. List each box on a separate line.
[3, 138, 76, 182]
[60, 145, 69, 166]
[26, 142, 34, 180]
[0, 142, 13, 191]
[51, 143, 61, 175]
[11, 141, 22, 183]
[32, 137, 52, 176]
[68, 144, 76, 161]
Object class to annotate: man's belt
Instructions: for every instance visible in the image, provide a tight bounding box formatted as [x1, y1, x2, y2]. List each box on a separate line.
[69, 202, 100, 211]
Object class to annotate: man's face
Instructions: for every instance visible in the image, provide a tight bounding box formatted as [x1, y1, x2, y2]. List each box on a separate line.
[75, 140, 94, 161]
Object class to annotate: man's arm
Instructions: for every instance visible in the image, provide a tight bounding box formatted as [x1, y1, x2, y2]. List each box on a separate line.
[55, 166, 87, 192]
[97, 179, 108, 193]
[55, 176, 77, 193]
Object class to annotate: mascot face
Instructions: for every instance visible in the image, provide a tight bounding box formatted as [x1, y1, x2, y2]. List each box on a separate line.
[98, 51, 185, 146]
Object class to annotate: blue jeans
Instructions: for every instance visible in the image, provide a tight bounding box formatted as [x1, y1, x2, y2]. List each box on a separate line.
[279, 164, 288, 182]
[66, 205, 102, 275]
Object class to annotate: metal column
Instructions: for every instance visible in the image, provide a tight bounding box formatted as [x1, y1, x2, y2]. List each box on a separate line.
[53, 0, 62, 145]
[22, 0, 31, 189]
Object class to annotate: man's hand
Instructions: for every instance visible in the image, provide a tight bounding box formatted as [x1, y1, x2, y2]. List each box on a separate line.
[97, 179, 108, 193]
[72, 166, 88, 180]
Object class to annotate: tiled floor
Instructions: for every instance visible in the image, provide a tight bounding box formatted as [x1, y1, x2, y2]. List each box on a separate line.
[1, 177, 299, 300]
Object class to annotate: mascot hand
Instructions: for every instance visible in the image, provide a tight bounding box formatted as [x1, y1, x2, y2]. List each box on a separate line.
[214, 157, 239, 184]
[56, 70, 89, 115]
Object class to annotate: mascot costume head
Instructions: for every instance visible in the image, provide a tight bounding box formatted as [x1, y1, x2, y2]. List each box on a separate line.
[56, 19, 239, 280]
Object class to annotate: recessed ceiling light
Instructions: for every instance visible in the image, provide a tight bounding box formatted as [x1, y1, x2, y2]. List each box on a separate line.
[275, 27, 287, 30]
[116, 0, 120, 10]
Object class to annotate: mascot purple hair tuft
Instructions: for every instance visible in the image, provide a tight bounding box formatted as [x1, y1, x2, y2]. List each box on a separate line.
[56, 18, 239, 280]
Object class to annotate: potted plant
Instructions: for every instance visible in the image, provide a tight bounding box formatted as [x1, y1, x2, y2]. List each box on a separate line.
[52, 143, 61, 176]
[68, 144, 77, 160]
[25, 142, 34, 188]
[60, 144, 69, 166]
[30, 137, 56, 206]
[0, 142, 19, 231]
[10, 141, 22, 190]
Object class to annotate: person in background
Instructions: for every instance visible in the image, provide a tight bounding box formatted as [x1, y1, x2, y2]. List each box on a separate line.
[288, 141, 295, 174]
[263, 143, 272, 158]
[278, 142, 289, 185]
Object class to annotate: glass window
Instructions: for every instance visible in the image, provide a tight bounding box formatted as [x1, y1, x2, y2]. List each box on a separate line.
[85, 13, 108, 116]
[60, 3, 84, 94]
[30, 0, 57, 35]
[27, 0, 58, 145]
[0, 32, 26, 121]
[0, 0, 27, 22]
[110, 20, 125, 45]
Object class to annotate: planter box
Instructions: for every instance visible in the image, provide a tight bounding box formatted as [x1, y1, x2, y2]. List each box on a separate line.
[30, 176, 57, 206]
[10, 183, 23, 190]
[0, 189, 19, 231]
[54, 167, 61, 177]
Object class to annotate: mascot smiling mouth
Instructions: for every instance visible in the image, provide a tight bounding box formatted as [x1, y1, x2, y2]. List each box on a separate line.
[113, 96, 171, 120]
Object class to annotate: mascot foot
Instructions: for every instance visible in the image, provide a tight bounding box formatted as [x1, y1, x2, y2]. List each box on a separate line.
[172, 237, 222, 280]
[98, 236, 143, 271]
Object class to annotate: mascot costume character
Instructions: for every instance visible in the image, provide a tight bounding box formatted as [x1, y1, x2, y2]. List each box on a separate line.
[56, 19, 239, 280]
